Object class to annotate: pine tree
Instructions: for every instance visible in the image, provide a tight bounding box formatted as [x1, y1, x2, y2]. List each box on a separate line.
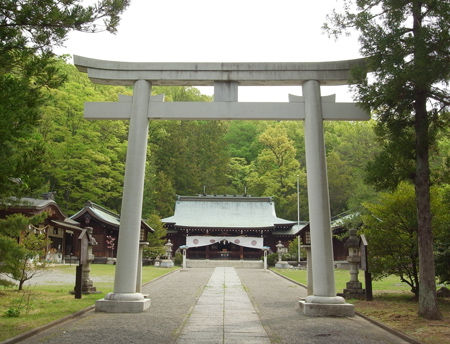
[325, 0, 449, 319]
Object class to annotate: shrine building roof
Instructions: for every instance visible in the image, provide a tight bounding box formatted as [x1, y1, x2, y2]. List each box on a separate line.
[162, 195, 296, 229]
[71, 201, 153, 232]
[272, 223, 309, 236]
[2, 197, 67, 220]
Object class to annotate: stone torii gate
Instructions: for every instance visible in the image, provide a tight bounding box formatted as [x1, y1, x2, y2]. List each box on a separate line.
[74, 56, 369, 316]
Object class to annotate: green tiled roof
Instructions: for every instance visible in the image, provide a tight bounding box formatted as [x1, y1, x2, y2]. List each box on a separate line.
[162, 195, 296, 229]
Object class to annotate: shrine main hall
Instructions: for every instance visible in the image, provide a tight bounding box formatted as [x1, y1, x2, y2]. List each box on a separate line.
[162, 194, 306, 259]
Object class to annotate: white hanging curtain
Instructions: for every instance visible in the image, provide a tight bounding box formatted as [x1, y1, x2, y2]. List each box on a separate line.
[186, 236, 263, 249]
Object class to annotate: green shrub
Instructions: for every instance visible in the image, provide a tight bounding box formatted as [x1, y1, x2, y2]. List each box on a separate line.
[143, 246, 165, 259]
[267, 253, 278, 267]
[4, 307, 20, 318]
[174, 252, 183, 266]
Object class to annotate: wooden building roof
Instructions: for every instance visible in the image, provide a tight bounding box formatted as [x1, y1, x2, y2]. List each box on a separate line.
[70, 201, 153, 232]
[2, 197, 67, 220]
[162, 195, 297, 231]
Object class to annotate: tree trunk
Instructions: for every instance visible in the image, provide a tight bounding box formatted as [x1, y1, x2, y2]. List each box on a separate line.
[414, 96, 442, 320]
[412, 1, 442, 321]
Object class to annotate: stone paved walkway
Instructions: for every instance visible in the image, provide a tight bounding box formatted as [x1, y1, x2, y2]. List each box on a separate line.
[176, 267, 270, 344]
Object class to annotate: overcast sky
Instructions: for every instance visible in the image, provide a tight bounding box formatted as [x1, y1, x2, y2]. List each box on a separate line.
[57, 0, 362, 101]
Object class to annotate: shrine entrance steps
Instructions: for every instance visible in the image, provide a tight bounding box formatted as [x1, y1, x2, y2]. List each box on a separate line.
[186, 259, 263, 269]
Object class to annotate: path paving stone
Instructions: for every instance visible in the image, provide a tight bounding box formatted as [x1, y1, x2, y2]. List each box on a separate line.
[176, 267, 271, 344]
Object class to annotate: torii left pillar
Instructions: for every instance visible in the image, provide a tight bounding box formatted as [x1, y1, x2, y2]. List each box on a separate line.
[96, 80, 151, 312]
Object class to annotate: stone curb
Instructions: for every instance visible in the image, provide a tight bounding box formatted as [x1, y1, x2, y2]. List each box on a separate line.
[269, 269, 423, 344]
[0, 267, 180, 344]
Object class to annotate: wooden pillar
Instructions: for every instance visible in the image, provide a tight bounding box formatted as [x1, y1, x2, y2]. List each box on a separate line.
[240, 246, 244, 260]
[206, 245, 210, 259]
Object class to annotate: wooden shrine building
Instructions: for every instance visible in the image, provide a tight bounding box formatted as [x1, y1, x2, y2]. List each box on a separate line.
[70, 201, 153, 261]
[162, 195, 308, 260]
[1, 198, 154, 263]
[0, 196, 83, 262]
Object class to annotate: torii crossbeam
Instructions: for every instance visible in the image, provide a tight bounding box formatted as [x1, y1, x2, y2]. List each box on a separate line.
[74, 55, 369, 316]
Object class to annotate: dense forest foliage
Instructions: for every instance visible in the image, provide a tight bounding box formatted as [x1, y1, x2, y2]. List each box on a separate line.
[2, 58, 447, 221]
[2, 58, 390, 221]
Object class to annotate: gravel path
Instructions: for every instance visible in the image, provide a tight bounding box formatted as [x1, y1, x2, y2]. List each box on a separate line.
[13, 268, 411, 344]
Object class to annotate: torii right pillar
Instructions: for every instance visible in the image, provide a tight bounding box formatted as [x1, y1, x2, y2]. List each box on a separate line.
[299, 80, 355, 316]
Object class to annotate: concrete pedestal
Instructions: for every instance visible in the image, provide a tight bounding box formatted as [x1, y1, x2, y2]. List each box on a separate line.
[96, 292, 151, 313]
[160, 259, 174, 268]
[298, 298, 354, 317]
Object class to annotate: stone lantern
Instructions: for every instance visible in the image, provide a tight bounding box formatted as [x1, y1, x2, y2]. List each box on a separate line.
[275, 241, 290, 269]
[165, 240, 173, 259]
[160, 239, 174, 268]
[276, 241, 284, 262]
[343, 228, 365, 299]
[81, 227, 98, 294]
[74, 227, 99, 296]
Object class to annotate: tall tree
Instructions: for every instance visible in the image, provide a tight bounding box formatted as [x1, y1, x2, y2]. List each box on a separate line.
[325, 0, 448, 319]
[144, 87, 230, 215]
[39, 62, 130, 214]
[362, 181, 449, 298]
[224, 121, 263, 163]
[324, 121, 380, 214]
[143, 214, 167, 259]
[226, 157, 251, 195]
[0, 0, 130, 200]
[247, 124, 306, 219]
[362, 182, 420, 297]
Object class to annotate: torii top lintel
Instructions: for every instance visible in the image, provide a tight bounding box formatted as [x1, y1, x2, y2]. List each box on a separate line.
[73, 55, 366, 87]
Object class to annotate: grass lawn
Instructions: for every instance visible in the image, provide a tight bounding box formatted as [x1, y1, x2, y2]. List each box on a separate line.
[0, 264, 178, 342]
[273, 268, 450, 344]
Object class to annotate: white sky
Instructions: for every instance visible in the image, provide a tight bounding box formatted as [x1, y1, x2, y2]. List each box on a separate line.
[57, 0, 362, 102]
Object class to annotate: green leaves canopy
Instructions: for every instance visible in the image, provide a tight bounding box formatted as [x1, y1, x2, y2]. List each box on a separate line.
[0, 213, 47, 290]
[0, 0, 130, 201]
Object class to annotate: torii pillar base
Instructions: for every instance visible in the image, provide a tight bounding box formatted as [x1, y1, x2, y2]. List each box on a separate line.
[298, 296, 354, 317]
[96, 293, 150, 313]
